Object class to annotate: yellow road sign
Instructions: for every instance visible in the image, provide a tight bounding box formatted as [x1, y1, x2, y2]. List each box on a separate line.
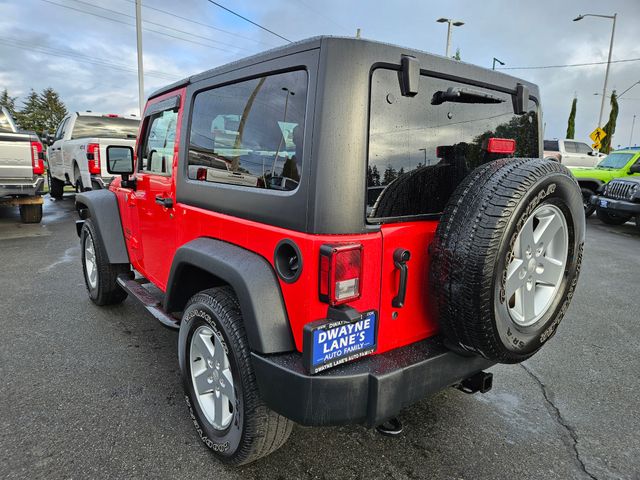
[592, 142, 601, 150]
[590, 127, 606, 144]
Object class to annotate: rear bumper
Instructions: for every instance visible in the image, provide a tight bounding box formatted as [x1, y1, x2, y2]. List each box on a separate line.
[590, 194, 640, 214]
[252, 336, 494, 427]
[0, 177, 44, 198]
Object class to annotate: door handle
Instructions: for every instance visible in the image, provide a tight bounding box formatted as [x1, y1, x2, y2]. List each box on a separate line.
[392, 248, 411, 308]
[155, 194, 173, 208]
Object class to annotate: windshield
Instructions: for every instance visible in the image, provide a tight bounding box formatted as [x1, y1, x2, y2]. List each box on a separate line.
[597, 152, 635, 169]
[71, 116, 139, 139]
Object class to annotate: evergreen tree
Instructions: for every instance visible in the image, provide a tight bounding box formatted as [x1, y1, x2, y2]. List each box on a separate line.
[367, 165, 381, 186]
[452, 48, 461, 61]
[0, 89, 18, 117]
[39, 87, 68, 134]
[15, 90, 44, 133]
[382, 165, 397, 185]
[601, 91, 618, 154]
[566, 97, 577, 139]
[14, 87, 67, 135]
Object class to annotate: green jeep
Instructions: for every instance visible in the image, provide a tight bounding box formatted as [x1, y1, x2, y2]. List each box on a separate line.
[569, 149, 640, 216]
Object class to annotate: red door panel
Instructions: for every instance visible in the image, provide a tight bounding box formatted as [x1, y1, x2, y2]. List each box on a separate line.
[378, 221, 440, 351]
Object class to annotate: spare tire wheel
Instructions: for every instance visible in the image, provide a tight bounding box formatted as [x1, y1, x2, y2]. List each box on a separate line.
[429, 158, 585, 363]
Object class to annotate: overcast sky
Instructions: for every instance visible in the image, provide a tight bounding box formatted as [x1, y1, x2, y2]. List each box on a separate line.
[1, 0, 639, 147]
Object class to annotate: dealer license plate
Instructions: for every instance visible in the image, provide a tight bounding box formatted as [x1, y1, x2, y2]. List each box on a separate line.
[600, 199, 608, 208]
[303, 311, 377, 374]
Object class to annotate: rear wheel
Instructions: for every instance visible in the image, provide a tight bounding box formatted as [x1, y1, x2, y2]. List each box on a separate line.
[430, 158, 585, 363]
[596, 208, 631, 225]
[178, 287, 293, 465]
[19, 203, 43, 223]
[581, 188, 596, 217]
[80, 218, 131, 305]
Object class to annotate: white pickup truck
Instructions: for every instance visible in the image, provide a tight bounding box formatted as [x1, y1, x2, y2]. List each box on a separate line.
[543, 138, 605, 167]
[46, 112, 139, 197]
[0, 106, 45, 223]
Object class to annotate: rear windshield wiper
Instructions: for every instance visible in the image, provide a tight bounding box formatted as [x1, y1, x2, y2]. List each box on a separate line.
[431, 87, 506, 105]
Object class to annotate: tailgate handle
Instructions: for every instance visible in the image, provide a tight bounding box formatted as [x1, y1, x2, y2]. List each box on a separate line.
[392, 248, 411, 308]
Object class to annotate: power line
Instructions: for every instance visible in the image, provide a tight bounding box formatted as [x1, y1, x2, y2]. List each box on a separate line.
[39, 0, 241, 53]
[67, 0, 252, 52]
[0, 37, 180, 81]
[205, 1, 292, 43]
[497, 58, 640, 70]
[118, 0, 279, 47]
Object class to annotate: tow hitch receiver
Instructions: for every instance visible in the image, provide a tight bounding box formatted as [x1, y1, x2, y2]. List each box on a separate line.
[456, 371, 493, 394]
[376, 417, 403, 436]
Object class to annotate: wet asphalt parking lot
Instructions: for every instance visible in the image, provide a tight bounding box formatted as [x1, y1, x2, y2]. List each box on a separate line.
[1, 194, 639, 480]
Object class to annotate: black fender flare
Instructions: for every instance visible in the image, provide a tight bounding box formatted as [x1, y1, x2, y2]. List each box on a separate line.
[576, 177, 604, 189]
[75, 190, 130, 264]
[165, 238, 294, 354]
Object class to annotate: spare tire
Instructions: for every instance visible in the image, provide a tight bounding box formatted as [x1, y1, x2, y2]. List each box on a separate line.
[429, 158, 585, 363]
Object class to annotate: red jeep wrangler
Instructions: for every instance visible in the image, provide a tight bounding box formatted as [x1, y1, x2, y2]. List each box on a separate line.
[75, 37, 584, 464]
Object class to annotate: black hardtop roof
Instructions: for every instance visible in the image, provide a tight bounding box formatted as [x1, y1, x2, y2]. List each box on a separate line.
[149, 36, 538, 100]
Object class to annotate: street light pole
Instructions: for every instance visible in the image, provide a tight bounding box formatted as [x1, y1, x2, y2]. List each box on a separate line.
[573, 13, 617, 128]
[492, 57, 505, 70]
[630, 115, 637, 147]
[135, 0, 145, 116]
[436, 18, 464, 58]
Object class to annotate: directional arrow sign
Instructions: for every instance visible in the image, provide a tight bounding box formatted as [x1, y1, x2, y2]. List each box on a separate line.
[590, 127, 606, 144]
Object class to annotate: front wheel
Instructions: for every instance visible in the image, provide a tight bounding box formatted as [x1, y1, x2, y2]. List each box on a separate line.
[80, 218, 131, 305]
[596, 208, 632, 225]
[178, 287, 292, 465]
[581, 188, 596, 217]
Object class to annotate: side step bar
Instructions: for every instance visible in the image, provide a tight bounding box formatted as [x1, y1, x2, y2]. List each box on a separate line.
[116, 275, 179, 330]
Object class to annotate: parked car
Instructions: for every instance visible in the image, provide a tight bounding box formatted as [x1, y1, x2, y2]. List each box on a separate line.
[569, 149, 640, 216]
[590, 174, 640, 229]
[44, 112, 139, 197]
[74, 37, 584, 465]
[0, 106, 45, 223]
[543, 138, 603, 167]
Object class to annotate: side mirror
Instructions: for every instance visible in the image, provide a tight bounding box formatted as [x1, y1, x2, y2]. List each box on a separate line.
[106, 146, 134, 175]
[628, 163, 640, 174]
[588, 150, 596, 156]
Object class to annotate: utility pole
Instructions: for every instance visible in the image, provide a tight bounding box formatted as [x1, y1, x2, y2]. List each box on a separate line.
[630, 115, 637, 147]
[135, 0, 145, 116]
[436, 18, 464, 58]
[573, 13, 617, 129]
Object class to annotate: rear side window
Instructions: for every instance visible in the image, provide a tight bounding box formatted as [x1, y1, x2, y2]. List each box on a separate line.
[564, 141, 577, 153]
[187, 70, 307, 191]
[574, 142, 592, 154]
[544, 140, 559, 151]
[367, 69, 539, 221]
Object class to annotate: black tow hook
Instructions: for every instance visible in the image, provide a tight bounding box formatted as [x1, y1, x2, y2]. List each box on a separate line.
[456, 371, 493, 394]
[376, 417, 403, 436]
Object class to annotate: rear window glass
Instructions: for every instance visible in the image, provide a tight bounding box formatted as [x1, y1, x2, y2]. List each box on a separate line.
[544, 140, 559, 151]
[187, 70, 307, 191]
[367, 69, 539, 221]
[0, 110, 13, 132]
[71, 116, 139, 139]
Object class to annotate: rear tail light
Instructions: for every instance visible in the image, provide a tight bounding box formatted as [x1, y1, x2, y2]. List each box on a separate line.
[319, 244, 362, 306]
[484, 137, 516, 154]
[196, 167, 207, 181]
[30, 141, 44, 175]
[86, 143, 101, 174]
